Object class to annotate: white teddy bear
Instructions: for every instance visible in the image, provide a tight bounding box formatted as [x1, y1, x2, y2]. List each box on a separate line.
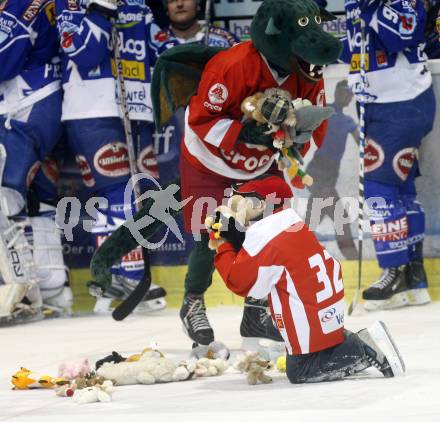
[96, 350, 193, 385]
[72, 380, 115, 404]
[193, 358, 228, 377]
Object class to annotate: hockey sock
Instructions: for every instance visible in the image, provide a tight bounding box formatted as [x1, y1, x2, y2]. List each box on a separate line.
[184, 233, 215, 295]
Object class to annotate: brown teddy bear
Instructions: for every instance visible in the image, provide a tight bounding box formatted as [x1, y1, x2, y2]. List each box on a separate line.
[234, 351, 273, 385]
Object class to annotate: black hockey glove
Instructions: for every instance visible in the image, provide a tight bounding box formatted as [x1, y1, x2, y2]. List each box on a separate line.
[87, 0, 118, 19]
[212, 211, 246, 252]
[237, 121, 275, 150]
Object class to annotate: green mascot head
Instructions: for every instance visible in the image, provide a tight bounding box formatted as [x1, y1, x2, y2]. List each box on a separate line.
[251, 0, 342, 81]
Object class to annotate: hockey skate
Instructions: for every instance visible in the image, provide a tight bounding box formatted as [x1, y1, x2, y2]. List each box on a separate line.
[180, 293, 214, 346]
[240, 297, 284, 359]
[132, 283, 167, 313]
[362, 265, 409, 311]
[358, 321, 405, 377]
[0, 283, 44, 327]
[42, 285, 74, 318]
[0, 301, 44, 327]
[92, 276, 167, 314]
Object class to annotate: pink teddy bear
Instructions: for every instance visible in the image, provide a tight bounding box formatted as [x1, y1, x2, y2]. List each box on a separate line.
[58, 358, 91, 380]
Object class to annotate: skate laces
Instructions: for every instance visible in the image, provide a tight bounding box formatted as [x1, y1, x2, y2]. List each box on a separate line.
[186, 296, 211, 331]
[372, 268, 398, 290]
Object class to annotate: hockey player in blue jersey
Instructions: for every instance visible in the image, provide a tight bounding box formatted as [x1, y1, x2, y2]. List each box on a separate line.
[0, 0, 72, 325]
[342, 0, 435, 310]
[55, 0, 174, 314]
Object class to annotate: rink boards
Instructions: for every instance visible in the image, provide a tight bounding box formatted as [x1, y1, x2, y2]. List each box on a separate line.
[69, 258, 440, 312]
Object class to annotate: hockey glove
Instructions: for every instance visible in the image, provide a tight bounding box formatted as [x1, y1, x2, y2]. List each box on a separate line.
[208, 211, 246, 252]
[87, 0, 118, 19]
[238, 121, 275, 150]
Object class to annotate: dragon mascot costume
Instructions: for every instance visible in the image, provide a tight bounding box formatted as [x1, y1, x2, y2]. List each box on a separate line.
[88, 0, 342, 345]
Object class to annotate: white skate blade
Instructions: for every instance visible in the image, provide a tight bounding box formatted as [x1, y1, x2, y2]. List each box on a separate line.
[134, 297, 167, 313]
[241, 337, 285, 362]
[364, 292, 409, 311]
[43, 287, 73, 316]
[93, 297, 113, 314]
[406, 288, 431, 306]
[367, 321, 405, 376]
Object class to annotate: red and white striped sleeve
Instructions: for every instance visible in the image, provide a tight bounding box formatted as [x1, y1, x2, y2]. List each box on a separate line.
[187, 68, 246, 154]
[214, 242, 259, 297]
[214, 240, 283, 299]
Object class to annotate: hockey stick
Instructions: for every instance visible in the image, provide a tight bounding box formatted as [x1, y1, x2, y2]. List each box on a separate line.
[347, 19, 367, 316]
[110, 24, 152, 321]
[204, 0, 211, 46]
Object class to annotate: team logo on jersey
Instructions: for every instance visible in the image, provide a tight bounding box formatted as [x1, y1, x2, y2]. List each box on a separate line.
[60, 21, 79, 52]
[320, 307, 336, 323]
[376, 50, 388, 67]
[393, 147, 416, 181]
[75, 155, 95, 187]
[318, 299, 344, 334]
[154, 30, 170, 43]
[274, 314, 285, 330]
[22, 0, 47, 22]
[94, 142, 130, 178]
[208, 83, 228, 105]
[364, 138, 385, 173]
[26, 161, 41, 187]
[137, 145, 160, 178]
[316, 89, 325, 107]
[399, 13, 416, 35]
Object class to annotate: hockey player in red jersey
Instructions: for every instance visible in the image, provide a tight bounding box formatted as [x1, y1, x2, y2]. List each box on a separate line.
[178, 0, 342, 346]
[208, 175, 405, 383]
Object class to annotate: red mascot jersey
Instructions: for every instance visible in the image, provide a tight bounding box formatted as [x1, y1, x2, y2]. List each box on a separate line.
[214, 208, 345, 355]
[183, 41, 328, 180]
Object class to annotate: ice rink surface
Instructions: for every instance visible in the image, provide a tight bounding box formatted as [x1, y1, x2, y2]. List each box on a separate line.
[1, 303, 439, 422]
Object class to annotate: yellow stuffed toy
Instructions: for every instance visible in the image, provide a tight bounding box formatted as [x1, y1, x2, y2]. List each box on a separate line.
[11, 367, 68, 390]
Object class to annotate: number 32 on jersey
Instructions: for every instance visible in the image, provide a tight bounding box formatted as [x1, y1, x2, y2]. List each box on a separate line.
[308, 250, 344, 304]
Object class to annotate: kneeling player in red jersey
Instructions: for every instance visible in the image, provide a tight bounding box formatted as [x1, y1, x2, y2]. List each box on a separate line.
[207, 175, 405, 383]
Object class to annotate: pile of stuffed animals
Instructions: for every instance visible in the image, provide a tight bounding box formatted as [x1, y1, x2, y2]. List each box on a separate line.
[11, 341, 289, 404]
[241, 87, 334, 188]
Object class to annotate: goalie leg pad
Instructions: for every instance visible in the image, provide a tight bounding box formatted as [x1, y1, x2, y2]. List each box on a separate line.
[29, 205, 68, 301]
[0, 210, 38, 287]
[0, 283, 28, 317]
